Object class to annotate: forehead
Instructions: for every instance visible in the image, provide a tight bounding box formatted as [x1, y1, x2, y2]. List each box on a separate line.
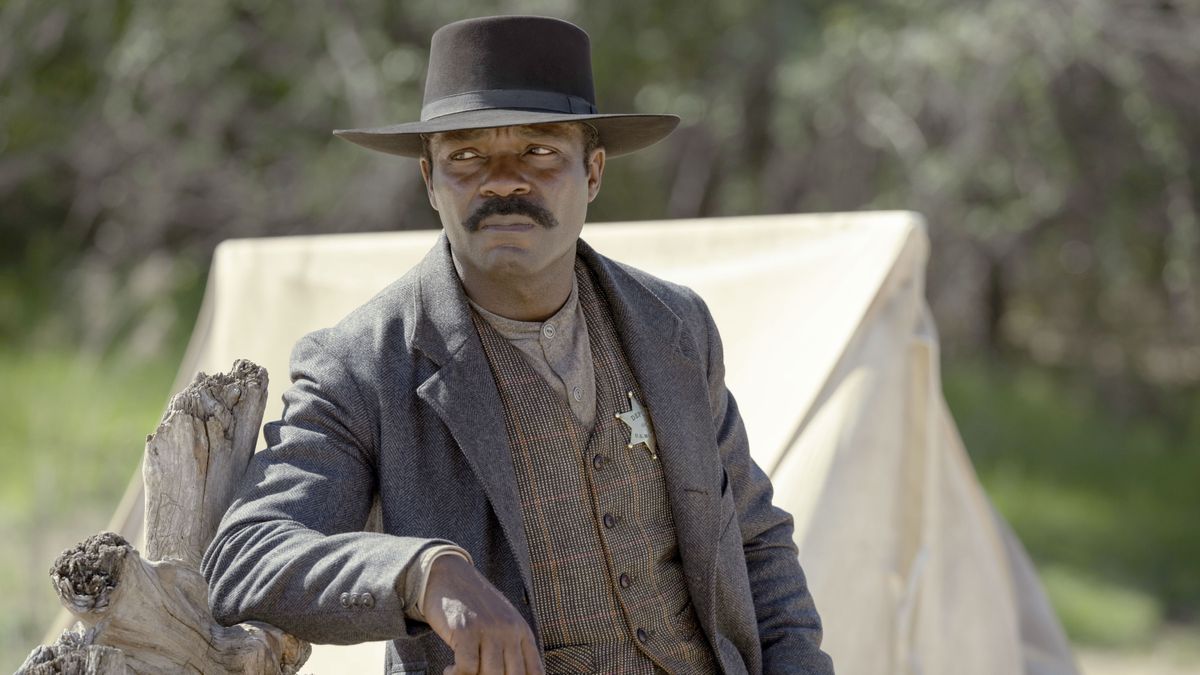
[430, 123, 582, 147]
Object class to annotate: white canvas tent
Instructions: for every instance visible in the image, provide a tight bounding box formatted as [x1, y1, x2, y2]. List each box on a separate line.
[98, 211, 1079, 673]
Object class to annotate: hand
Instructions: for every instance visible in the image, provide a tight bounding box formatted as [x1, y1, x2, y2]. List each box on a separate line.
[422, 553, 544, 675]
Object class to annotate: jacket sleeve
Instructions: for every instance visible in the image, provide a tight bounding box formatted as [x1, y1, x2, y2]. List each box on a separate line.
[201, 332, 452, 644]
[694, 294, 836, 674]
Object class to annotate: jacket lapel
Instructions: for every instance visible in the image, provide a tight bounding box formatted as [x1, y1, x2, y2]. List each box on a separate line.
[410, 235, 534, 594]
[577, 240, 724, 631]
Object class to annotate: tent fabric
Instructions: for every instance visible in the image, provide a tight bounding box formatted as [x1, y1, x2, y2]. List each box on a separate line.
[137, 212, 1076, 673]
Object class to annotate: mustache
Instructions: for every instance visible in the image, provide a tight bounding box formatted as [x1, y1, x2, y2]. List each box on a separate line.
[463, 196, 559, 232]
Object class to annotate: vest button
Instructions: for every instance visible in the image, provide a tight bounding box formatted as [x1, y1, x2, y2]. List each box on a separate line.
[603, 513, 617, 528]
[636, 628, 649, 644]
[592, 454, 606, 469]
[619, 573, 631, 588]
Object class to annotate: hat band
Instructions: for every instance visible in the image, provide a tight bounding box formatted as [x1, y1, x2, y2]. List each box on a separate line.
[421, 89, 598, 121]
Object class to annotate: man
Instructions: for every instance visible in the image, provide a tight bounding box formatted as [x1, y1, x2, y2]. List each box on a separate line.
[203, 15, 833, 674]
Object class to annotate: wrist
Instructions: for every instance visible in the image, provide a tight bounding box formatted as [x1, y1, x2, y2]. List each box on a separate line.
[415, 547, 473, 620]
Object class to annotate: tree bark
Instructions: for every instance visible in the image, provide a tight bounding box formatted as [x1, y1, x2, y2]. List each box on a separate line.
[18, 625, 126, 675]
[40, 532, 309, 675]
[19, 360, 311, 675]
[144, 359, 269, 567]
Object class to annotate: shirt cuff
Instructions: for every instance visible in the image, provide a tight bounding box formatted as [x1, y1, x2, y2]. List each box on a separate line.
[403, 544, 474, 622]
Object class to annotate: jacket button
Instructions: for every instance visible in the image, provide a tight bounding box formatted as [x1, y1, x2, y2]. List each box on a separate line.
[361, 592, 375, 609]
[619, 573, 631, 589]
[592, 454, 606, 470]
[349, 593, 360, 607]
[339, 592, 351, 608]
[603, 513, 616, 528]
[636, 628, 649, 644]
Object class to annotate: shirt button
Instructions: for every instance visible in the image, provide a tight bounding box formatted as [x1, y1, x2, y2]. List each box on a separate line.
[636, 628, 649, 644]
[361, 592, 375, 609]
[592, 454, 606, 470]
[572, 385, 582, 402]
[619, 573, 631, 588]
[542, 323, 556, 339]
[603, 513, 617, 528]
[339, 592, 351, 608]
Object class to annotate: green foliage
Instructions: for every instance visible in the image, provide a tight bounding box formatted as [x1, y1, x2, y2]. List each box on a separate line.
[0, 346, 178, 672]
[944, 357, 1200, 644]
[2, 1, 1197, 375]
[1040, 565, 1161, 648]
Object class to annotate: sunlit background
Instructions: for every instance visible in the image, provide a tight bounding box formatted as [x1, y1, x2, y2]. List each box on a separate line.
[2, 1, 1198, 672]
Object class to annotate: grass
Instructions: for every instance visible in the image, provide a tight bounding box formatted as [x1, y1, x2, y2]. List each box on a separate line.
[0, 346, 179, 673]
[943, 356, 1200, 648]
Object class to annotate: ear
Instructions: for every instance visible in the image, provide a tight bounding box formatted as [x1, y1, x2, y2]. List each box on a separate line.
[419, 157, 438, 211]
[586, 147, 606, 203]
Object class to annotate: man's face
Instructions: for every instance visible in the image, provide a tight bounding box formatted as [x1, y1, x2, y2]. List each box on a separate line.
[420, 122, 605, 283]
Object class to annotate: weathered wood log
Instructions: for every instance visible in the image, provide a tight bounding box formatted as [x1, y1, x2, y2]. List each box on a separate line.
[20, 360, 311, 674]
[144, 358, 269, 567]
[17, 625, 126, 675]
[40, 532, 310, 675]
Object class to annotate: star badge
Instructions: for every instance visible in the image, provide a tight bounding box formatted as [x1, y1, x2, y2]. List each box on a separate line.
[615, 391, 657, 459]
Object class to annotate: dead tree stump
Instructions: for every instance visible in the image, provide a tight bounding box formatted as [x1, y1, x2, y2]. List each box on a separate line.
[17, 625, 126, 675]
[144, 358, 269, 567]
[18, 360, 310, 675]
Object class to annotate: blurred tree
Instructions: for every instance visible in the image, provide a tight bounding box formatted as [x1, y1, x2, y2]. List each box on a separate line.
[4, 0, 1197, 390]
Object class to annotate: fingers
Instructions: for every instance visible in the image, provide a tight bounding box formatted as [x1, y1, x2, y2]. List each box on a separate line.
[448, 635, 480, 674]
[449, 630, 543, 674]
[500, 630, 544, 675]
[480, 639, 504, 675]
[425, 556, 543, 673]
[521, 632, 545, 675]
[449, 634, 541, 674]
[502, 639, 524, 675]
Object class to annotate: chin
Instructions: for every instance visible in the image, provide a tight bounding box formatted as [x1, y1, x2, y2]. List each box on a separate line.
[480, 248, 543, 277]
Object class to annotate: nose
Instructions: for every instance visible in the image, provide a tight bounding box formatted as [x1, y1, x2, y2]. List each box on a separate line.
[479, 155, 531, 198]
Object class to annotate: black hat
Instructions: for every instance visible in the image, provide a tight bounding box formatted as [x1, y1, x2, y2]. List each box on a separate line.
[333, 16, 679, 158]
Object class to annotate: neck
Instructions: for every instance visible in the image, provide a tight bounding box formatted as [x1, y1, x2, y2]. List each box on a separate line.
[452, 246, 577, 322]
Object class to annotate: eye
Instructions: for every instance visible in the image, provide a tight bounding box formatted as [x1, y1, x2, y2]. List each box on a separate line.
[527, 146, 556, 156]
[449, 149, 481, 161]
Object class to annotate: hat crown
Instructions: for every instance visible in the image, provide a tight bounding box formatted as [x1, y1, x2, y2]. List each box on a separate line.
[422, 16, 597, 120]
[332, 15, 678, 159]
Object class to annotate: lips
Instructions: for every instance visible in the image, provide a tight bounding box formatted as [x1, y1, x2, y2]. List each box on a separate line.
[480, 218, 536, 232]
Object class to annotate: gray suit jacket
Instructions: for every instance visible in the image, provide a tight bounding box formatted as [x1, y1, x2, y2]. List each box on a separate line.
[202, 234, 833, 674]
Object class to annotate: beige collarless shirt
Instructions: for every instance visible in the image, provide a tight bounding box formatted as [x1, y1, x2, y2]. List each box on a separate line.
[467, 276, 597, 431]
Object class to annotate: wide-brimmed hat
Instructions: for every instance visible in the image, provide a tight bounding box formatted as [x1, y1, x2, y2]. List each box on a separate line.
[333, 15, 679, 158]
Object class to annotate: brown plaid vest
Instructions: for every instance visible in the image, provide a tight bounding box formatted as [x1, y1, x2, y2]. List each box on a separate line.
[471, 260, 717, 674]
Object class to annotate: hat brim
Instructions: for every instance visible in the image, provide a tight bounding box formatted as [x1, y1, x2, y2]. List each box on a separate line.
[333, 109, 679, 158]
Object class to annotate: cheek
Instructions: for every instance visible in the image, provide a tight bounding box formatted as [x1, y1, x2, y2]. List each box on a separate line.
[430, 179, 472, 217]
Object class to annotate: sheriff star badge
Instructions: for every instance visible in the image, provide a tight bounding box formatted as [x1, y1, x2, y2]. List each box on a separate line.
[615, 391, 657, 459]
